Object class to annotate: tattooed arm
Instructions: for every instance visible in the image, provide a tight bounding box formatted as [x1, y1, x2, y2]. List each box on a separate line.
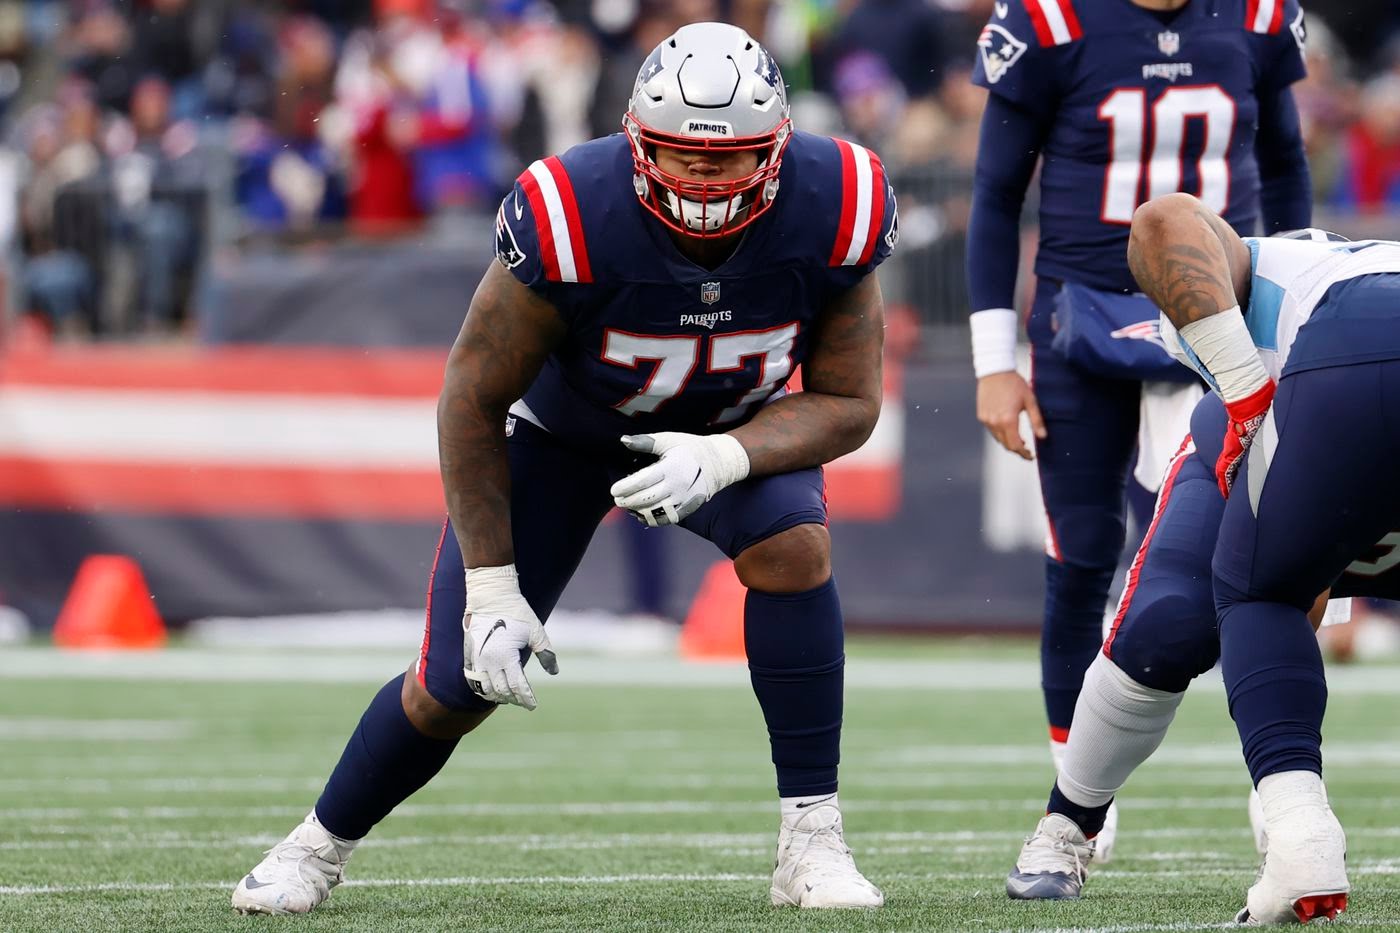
[1126, 192, 1253, 330]
[728, 271, 885, 475]
[438, 261, 566, 567]
[1129, 194, 1275, 495]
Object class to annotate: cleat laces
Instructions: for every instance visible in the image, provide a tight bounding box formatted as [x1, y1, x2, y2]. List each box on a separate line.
[1018, 823, 1092, 880]
[778, 811, 868, 889]
[263, 839, 343, 892]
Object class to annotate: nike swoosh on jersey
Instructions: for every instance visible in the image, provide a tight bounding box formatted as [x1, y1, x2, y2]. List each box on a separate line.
[995, 2, 1008, 18]
[514, 192, 524, 221]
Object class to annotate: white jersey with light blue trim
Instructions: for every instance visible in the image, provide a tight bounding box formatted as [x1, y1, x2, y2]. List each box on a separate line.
[1162, 230, 1400, 384]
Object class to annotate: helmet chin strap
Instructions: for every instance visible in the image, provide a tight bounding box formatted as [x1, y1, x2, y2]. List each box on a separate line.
[657, 155, 781, 235]
[664, 190, 747, 233]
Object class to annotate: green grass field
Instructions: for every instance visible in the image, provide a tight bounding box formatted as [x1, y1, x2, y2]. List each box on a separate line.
[3, 638, 1399, 932]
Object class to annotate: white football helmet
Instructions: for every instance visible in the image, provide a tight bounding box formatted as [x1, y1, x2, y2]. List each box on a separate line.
[623, 22, 791, 238]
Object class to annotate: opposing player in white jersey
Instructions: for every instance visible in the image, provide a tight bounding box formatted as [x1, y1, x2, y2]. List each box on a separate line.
[1007, 197, 1400, 924]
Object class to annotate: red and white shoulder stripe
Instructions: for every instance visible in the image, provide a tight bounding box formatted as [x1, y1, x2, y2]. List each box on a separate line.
[517, 157, 593, 284]
[1245, 0, 1286, 34]
[1023, 0, 1083, 47]
[829, 138, 889, 268]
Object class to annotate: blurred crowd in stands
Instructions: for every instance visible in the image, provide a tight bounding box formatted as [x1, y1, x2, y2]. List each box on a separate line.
[1, 0, 1398, 338]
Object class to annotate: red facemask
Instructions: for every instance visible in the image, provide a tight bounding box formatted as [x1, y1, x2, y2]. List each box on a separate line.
[624, 113, 791, 239]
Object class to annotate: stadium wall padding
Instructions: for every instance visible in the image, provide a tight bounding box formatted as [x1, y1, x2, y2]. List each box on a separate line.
[0, 346, 1046, 629]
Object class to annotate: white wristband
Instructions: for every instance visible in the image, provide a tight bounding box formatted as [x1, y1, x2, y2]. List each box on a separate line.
[465, 564, 535, 620]
[970, 308, 1019, 378]
[1176, 308, 1270, 403]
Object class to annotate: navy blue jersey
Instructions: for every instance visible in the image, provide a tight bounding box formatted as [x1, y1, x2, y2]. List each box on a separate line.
[493, 132, 898, 449]
[971, 0, 1307, 292]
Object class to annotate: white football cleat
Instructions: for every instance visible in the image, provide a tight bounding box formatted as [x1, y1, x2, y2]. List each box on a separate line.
[1006, 813, 1094, 900]
[1249, 787, 1268, 856]
[1249, 782, 1332, 858]
[231, 816, 353, 915]
[1092, 801, 1120, 864]
[770, 804, 883, 909]
[1236, 799, 1348, 925]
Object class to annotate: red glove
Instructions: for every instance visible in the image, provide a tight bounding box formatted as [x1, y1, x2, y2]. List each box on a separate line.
[1217, 381, 1276, 496]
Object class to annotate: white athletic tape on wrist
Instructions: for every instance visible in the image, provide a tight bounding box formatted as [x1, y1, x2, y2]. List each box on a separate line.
[1176, 309, 1270, 404]
[705, 433, 751, 490]
[464, 564, 534, 620]
[970, 308, 1019, 378]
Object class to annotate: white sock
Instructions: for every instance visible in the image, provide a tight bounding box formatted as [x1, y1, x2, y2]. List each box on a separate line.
[781, 792, 839, 824]
[1257, 771, 1326, 824]
[308, 809, 360, 861]
[1050, 738, 1068, 774]
[1056, 654, 1184, 808]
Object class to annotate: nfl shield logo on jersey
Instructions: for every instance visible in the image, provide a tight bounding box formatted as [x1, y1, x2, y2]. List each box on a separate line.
[1157, 30, 1180, 56]
[700, 281, 721, 305]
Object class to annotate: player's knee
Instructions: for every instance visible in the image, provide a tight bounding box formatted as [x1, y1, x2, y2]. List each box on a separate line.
[401, 669, 495, 739]
[734, 523, 831, 593]
[1107, 596, 1219, 693]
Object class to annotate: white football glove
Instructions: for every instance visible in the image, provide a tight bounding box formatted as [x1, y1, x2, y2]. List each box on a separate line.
[610, 432, 751, 527]
[461, 564, 558, 710]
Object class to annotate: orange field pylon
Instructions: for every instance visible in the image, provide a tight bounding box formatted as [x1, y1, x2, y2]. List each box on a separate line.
[53, 555, 167, 650]
[679, 559, 747, 661]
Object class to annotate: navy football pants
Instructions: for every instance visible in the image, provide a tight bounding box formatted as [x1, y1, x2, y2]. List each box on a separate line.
[416, 417, 829, 712]
[314, 418, 841, 837]
[1215, 359, 1400, 782]
[1028, 278, 1143, 734]
[1102, 431, 1223, 694]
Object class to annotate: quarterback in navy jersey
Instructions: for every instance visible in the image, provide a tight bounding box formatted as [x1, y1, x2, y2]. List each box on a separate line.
[965, 0, 1311, 857]
[231, 22, 896, 916]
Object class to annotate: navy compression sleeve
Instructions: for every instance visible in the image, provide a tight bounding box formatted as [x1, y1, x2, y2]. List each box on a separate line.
[1254, 85, 1311, 234]
[966, 93, 1048, 314]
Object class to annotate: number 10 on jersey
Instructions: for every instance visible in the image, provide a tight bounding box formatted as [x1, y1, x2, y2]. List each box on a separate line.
[1098, 85, 1236, 224]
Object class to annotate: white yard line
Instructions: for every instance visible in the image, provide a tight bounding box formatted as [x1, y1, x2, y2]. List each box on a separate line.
[4, 647, 1400, 695]
[4, 865, 1399, 898]
[0, 825, 1255, 850]
[11, 827, 1400, 855]
[0, 718, 192, 741]
[0, 769, 1266, 795]
[886, 741, 1400, 767]
[7, 796, 1400, 823]
[0, 873, 768, 896]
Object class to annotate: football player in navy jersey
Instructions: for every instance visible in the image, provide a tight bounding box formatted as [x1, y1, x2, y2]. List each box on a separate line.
[1006, 206, 1400, 921]
[231, 22, 897, 915]
[966, 0, 1312, 859]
